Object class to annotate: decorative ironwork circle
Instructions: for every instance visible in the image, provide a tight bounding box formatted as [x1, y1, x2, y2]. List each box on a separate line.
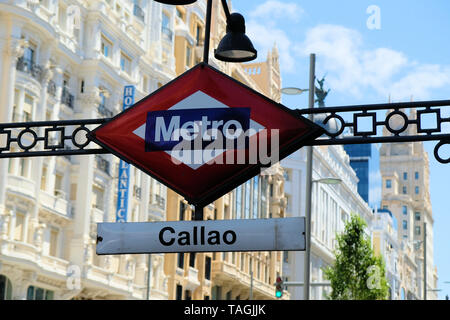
[323, 113, 346, 137]
[386, 110, 408, 135]
[434, 139, 450, 164]
[72, 126, 91, 149]
[17, 128, 38, 151]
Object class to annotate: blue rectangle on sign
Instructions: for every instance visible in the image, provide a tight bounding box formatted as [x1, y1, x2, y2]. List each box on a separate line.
[144, 107, 251, 152]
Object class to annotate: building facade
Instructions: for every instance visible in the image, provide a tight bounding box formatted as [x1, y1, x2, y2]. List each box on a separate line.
[0, 0, 177, 300]
[379, 108, 438, 299]
[281, 144, 374, 300]
[0, 0, 287, 300]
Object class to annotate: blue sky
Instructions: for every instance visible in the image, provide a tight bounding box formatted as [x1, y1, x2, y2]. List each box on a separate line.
[233, 0, 450, 299]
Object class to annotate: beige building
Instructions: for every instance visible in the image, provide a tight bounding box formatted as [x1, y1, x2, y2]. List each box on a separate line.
[0, 0, 288, 300]
[379, 108, 438, 299]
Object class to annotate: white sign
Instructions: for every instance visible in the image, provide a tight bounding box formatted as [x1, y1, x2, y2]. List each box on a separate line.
[96, 217, 305, 254]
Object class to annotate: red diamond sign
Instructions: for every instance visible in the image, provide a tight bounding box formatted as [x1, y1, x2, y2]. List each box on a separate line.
[89, 63, 323, 207]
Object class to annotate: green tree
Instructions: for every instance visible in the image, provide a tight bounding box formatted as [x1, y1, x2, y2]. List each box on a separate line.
[323, 214, 390, 300]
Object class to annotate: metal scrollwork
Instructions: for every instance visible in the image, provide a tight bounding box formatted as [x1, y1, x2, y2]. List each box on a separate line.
[297, 99, 450, 164]
[0, 119, 109, 158]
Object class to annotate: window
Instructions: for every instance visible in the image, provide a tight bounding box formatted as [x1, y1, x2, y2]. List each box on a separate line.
[176, 8, 184, 20]
[415, 226, 421, 236]
[402, 220, 407, 230]
[179, 201, 185, 221]
[49, 227, 59, 257]
[386, 179, 391, 189]
[177, 253, 184, 269]
[283, 251, 289, 263]
[186, 46, 192, 67]
[40, 166, 47, 191]
[235, 185, 242, 219]
[120, 52, 132, 74]
[415, 171, 419, 180]
[27, 286, 54, 300]
[196, 25, 202, 44]
[54, 173, 63, 196]
[205, 256, 211, 280]
[415, 186, 419, 195]
[175, 284, 183, 300]
[415, 212, 421, 221]
[14, 213, 25, 241]
[402, 186, 407, 194]
[402, 206, 407, 215]
[244, 181, 251, 219]
[0, 275, 13, 300]
[189, 253, 196, 268]
[23, 94, 33, 122]
[101, 35, 112, 58]
[92, 185, 104, 210]
[252, 177, 259, 219]
[403, 172, 407, 180]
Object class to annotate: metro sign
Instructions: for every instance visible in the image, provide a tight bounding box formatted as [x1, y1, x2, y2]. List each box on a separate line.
[90, 63, 323, 207]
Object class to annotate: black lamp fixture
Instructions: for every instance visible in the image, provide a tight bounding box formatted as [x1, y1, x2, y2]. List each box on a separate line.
[153, 0, 257, 63]
[214, 12, 257, 63]
[153, 0, 197, 4]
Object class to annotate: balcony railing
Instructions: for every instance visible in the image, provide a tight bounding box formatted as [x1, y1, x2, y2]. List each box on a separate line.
[61, 87, 74, 109]
[16, 57, 43, 82]
[133, 4, 145, 22]
[97, 104, 113, 118]
[95, 155, 110, 175]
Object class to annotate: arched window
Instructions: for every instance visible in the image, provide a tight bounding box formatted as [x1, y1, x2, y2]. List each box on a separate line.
[0, 275, 13, 300]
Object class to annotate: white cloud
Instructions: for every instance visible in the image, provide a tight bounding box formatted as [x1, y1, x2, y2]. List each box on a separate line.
[245, 1, 305, 73]
[246, 20, 295, 72]
[249, 0, 304, 23]
[295, 24, 450, 101]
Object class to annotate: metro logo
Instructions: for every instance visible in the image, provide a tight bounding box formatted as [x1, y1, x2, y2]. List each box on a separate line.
[145, 107, 251, 151]
[90, 63, 323, 207]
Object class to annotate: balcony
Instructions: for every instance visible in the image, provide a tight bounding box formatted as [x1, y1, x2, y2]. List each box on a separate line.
[61, 87, 74, 109]
[133, 4, 145, 22]
[40, 190, 70, 218]
[16, 57, 43, 82]
[7, 174, 36, 199]
[184, 267, 201, 291]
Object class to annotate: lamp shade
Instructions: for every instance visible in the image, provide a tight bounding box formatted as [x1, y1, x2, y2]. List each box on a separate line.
[214, 13, 257, 63]
[153, 0, 197, 4]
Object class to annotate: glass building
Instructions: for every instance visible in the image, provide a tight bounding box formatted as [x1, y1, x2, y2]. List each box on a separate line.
[343, 144, 372, 203]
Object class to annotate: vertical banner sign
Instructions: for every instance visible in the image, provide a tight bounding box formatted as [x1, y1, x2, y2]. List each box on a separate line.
[116, 85, 135, 222]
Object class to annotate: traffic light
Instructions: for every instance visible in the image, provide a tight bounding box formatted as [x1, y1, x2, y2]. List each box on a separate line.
[275, 276, 284, 298]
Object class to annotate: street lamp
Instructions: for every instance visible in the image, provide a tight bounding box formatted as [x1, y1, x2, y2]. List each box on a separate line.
[281, 54, 316, 300]
[281, 87, 309, 95]
[154, 0, 257, 64]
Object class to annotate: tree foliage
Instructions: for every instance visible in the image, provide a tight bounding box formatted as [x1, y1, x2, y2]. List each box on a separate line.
[323, 214, 390, 300]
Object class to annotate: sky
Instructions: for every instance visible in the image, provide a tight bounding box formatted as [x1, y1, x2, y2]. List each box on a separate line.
[232, 0, 450, 299]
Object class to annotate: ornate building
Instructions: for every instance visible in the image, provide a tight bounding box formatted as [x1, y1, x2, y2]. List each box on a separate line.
[379, 108, 438, 299]
[0, 0, 287, 300]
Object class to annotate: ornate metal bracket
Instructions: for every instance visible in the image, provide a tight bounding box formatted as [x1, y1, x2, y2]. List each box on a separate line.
[0, 99, 449, 163]
[0, 119, 109, 159]
[297, 99, 450, 163]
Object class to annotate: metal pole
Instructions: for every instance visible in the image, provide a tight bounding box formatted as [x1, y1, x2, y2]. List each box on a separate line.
[304, 53, 315, 301]
[424, 222, 427, 300]
[203, 0, 213, 64]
